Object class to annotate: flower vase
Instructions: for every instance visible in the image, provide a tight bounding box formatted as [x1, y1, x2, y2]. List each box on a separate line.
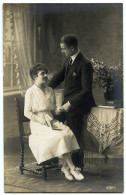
[104, 87, 115, 103]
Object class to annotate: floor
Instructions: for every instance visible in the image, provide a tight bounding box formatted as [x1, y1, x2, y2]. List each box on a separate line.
[4, 143, 124, 193]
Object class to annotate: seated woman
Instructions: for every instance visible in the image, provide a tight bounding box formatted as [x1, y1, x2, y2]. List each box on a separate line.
[24, 63, 84, 181]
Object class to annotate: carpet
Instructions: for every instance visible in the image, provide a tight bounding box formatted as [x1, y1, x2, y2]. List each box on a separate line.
[4, 159, 123, 193]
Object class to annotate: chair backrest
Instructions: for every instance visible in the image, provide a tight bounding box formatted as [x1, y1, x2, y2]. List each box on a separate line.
[15, 97, 30, 138]
[15, 97, 30, 123]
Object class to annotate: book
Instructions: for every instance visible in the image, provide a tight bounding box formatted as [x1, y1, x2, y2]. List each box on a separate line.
[97, 105, 116, 109]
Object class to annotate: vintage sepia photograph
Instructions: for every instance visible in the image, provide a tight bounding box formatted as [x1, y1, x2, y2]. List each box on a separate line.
[3, 3, 123, 193]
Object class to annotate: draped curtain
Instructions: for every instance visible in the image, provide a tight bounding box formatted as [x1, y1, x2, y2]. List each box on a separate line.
[12, 4, 36, 93]
[11, 4, 62, 93]
[36, 5, 62, 73]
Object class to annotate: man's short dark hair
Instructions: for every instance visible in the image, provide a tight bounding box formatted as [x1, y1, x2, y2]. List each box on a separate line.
[30, 63, 48, 80]
[60, 34, 78, 48]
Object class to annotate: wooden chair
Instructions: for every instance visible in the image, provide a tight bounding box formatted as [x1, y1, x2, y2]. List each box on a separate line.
[15, 97, 59, 180]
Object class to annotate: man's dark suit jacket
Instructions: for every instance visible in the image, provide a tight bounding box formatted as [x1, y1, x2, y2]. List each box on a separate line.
[48, 52, 96, 116]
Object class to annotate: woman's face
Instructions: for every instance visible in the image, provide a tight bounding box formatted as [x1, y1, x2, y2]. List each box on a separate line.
[35, 70, 48, 84]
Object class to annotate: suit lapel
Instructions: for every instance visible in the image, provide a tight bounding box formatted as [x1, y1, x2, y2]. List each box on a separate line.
[65, 52, 83, 83]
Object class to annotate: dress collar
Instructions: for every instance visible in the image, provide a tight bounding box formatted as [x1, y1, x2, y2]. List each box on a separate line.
[33, 84, 47, 92]
[33, 84, 40, 90]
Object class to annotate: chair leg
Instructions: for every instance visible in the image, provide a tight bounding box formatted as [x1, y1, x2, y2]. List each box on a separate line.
[42, 163, 47, 181]
[80, 150, 84, 173]
[19, 143, 24, 174]
[83, 150, 84, 171]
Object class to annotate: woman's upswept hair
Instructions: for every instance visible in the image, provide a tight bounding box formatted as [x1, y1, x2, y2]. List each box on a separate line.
[30, 63, 48, 80]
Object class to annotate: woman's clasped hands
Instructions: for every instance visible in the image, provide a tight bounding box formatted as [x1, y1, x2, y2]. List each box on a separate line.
[55, 102, 72, 115]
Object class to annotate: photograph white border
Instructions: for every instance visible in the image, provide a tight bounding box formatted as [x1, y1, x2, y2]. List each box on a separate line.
[1, 1, 125, 195]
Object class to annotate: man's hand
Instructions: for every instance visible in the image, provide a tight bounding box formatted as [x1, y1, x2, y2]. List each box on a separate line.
[61, 101, 72, 112]
[55, 106, 64, 115]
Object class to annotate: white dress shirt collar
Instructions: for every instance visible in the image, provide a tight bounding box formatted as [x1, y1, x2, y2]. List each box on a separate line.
[70, 49, 80, 64]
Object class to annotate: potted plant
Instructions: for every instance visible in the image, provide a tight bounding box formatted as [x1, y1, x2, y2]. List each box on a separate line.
[91, 58, 123, 105]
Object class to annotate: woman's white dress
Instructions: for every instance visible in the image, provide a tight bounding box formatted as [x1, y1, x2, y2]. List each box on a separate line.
[24, 84, 80, 164]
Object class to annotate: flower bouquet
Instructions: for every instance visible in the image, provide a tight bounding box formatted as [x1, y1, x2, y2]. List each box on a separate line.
[91, 58, 123, 105]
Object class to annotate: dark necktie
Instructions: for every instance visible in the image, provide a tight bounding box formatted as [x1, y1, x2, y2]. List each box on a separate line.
[66, 58, 72, 75]
[69, 58, 72, 67]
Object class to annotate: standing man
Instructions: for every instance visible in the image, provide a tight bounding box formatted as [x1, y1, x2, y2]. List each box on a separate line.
[48, 34, 96, 170]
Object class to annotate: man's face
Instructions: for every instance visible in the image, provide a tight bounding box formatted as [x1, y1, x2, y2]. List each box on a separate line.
[60, 43, 73, 57]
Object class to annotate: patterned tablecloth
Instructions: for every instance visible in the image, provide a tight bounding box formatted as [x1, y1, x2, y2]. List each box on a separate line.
[86, 107, 123, 153]
[54, 90, 123, 155]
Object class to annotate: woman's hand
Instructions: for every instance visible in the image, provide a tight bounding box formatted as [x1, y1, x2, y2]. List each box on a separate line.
[43, 120, 49, 126]
[40, 117, 49, 126]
